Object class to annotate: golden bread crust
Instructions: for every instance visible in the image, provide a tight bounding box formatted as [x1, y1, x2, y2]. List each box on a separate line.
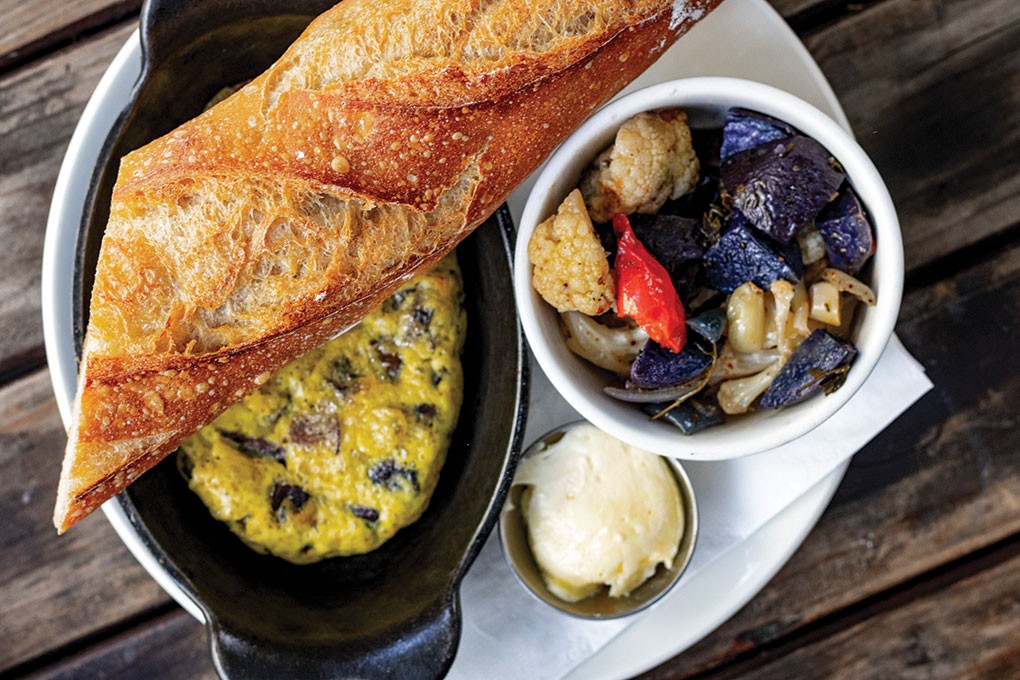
[55, 0, 721, 532]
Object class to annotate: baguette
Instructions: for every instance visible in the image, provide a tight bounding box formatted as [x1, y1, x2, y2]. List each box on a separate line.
[55, 0, 722, 532]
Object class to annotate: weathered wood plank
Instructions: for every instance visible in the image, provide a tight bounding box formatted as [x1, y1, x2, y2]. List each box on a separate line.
[0, 0, 1013, 381]
[639, 244, 1020, 677]
[801, 0, 1020, 271]
[0, 0, 1018, 676]
[0, 0, 822, 75]
[0, 0, 835, 74]
[0, 369, 171, 672]
[725, 549, 1020, 680]
[0, 0, 140, 72]
[0, 0, 865, 78]
[0, 22, 134, 380]
[768, 0, 844, 22]
[25, 610, 215, 680]
[17, 223, 1020, 680]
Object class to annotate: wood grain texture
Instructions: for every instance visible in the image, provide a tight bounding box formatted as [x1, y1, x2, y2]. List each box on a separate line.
[723, 550, 1020, 680]
[0, 369, 171, 672]
[25, 610, 214, 680]
[1, 0, 1015, 385]
[638, 241, 1020, 678]
[0, 0, 1017, 677]
[0, 0, 856, 74]
[0, 0, 833, 74]
[802, 0, 1020, 271]
[767, 0, 843, 21]
[0, 23, 134, 382]
[15, 228, 1020, 680]
[0, 0, 140, 72]
[0, 0, 1003, 382]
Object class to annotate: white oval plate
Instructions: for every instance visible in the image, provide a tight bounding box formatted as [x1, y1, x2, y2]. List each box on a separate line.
[42, 0, 850, 677]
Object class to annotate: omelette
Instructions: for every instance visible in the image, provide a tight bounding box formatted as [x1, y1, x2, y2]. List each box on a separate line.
[178, 254, 465, 563]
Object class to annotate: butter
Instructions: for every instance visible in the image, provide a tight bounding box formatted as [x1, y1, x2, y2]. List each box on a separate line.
[514, 424, 684, 602]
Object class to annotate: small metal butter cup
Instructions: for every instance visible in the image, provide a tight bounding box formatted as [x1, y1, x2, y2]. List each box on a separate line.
[499, 420, 699, 620]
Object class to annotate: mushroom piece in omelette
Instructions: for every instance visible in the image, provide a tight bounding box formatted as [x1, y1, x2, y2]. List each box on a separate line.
[178, 254, 466, 564]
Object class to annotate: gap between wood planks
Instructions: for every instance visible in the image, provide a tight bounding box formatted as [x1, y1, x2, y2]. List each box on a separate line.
[905, 219, 1020, 292]
[679, 530, 1020, 680]
[0, 600, 181, 680]
[0, 1, 142, 77]
[783, 0, 884, 34]
[0, 350, 47, 392]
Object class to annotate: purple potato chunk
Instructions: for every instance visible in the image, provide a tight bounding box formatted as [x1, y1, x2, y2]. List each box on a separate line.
[687, 308, 727, 343]
[640, 397, 724, 435]
[630, 214, 704, 267]
[702, 213, 803, 293]
[662, 174, 722, 222]
[630, 338, 714, 390]
[721, 107, 795, 160]
[657, 174, 730, 254]
[723, 135, 845, 243]
[759, 329, 858, 409]
[629, 212, 705, 302]
[816, 186, 875, 274]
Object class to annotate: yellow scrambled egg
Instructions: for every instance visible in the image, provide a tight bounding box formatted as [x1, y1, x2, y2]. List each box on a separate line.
[178, 254, 465, 564]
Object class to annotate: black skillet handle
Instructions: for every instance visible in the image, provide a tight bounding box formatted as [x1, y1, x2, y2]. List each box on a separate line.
[208, 596, 462, 680]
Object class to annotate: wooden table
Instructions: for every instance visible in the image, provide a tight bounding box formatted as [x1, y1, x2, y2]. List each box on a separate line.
[2, 1, 1018, 678]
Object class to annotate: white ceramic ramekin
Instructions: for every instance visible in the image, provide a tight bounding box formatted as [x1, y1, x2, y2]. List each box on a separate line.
[514, 77, 903, 460]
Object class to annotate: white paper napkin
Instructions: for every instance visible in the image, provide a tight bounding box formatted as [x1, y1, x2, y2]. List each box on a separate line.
[448, 334, 932, 679]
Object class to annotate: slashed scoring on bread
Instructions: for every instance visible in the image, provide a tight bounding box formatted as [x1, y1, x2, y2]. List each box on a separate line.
[55, 0, 722, 532]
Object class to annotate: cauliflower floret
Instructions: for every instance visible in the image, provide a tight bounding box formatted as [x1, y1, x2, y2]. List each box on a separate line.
[580, 110, 700, 223]
[528, 189, 615, 315]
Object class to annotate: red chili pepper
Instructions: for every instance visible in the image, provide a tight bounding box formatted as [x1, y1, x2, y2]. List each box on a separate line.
[612, 213, 687, 353]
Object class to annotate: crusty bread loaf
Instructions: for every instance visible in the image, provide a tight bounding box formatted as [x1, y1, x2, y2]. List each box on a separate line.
[55, 0, 721, 532]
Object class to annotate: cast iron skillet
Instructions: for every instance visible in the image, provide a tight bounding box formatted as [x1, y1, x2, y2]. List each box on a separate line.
[72, 1, 529, 677]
